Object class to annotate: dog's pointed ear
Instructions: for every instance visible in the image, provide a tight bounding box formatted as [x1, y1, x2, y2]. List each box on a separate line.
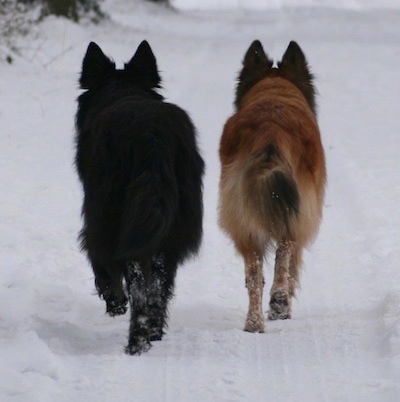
[279, 41, 317, 115]
[243, 40, 273, 69]
[279, 41, 308, 73]
[125, 40, 161, 89]
[79, 42, 115, 89]
[235, 40, 273, 110]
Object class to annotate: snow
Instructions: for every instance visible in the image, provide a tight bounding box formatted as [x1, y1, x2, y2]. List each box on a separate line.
[172, 0, 400, 10]
[1, 0, 400, 400]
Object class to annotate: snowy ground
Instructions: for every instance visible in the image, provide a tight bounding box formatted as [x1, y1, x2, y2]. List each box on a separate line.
[1, 0, 400, 401]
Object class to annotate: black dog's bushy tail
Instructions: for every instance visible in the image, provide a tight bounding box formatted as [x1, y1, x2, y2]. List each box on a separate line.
[116, 137, 179, 261]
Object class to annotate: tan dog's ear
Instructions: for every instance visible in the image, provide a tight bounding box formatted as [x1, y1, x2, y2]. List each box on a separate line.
[235, 40, 273, 110]
[278, 41, 317, 115]
[242, 40, 273, 69]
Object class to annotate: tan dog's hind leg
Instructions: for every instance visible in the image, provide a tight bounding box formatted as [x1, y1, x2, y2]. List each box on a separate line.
[244, 252, 265, 332]
[268, 240, 294, 320]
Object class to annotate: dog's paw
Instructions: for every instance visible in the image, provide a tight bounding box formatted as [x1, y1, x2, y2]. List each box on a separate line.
[124, 337, 152, 356]
[106, 298, 128, 317]
[244, 311, 265, 333]
[148, 327, 164, 342]
[268, 291, 291, 320]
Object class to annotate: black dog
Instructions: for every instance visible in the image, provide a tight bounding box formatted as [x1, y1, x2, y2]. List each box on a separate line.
[75, 41, 204, 355]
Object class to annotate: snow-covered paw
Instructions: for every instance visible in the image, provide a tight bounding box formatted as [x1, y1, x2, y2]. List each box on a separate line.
[106, 297, 128, 317]
[268, 291, 291, 320]
[244, 311, 265, 333]
[124, 337, 152, 356]
[148, 327, 164, 342]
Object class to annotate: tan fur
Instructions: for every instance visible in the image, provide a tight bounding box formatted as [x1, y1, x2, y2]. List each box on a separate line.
[219, 74, 326, 332]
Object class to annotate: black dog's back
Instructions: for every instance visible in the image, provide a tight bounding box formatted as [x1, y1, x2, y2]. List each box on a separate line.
[75, 41, 204, 354]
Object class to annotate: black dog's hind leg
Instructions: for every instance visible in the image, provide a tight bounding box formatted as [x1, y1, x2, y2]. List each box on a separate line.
[125, 261, 152, 355]
[91, 260, 128, 317]
[147, 254, 175, 341]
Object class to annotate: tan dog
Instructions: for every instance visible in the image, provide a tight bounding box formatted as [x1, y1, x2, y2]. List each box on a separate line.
[219, 40, 326, 332]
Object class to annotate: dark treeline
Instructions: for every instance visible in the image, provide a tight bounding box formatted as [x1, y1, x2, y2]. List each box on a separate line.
[16, 0, 104, 21]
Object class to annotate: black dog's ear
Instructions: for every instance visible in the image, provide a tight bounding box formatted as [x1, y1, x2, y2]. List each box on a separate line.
[278, 41, 317, 115]
[79, 42, 115, 89]
[125, 40, 161, 89]
[242, 40, 273, 70]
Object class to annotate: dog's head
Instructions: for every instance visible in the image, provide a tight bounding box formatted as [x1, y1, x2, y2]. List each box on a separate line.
[79, 41, 161, 92]
[235, 40, 316, 115]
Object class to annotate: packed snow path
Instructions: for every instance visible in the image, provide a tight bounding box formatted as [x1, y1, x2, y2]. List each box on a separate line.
[1, 1, 399, 401]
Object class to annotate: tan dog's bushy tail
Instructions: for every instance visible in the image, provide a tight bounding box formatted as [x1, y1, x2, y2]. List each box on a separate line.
[243, 144, 299, 242]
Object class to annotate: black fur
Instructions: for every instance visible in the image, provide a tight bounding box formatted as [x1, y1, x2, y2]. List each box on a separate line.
[75, 41, 204, 355]
[235, 40, 317, 116]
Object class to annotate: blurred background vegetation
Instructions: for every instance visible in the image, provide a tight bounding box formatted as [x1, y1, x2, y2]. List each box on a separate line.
[0, 0, 168, 63]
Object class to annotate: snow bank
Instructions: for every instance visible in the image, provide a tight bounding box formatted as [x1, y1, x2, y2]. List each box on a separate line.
[379, 293, 400, 360]
[172, 0, 400, 11]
